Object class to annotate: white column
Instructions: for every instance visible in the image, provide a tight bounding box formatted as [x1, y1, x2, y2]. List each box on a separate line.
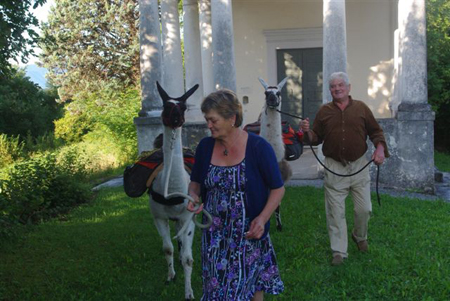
[323, 0, 347, 103]
[199, 0, 214, 95]
[184, 0, 204, 122]
[398, 0, 428, 104]
[139, 0, 162, 115]
[161, 0, 184, 96]
[211, 0, 237, 92]
[391, 29, 401, 116]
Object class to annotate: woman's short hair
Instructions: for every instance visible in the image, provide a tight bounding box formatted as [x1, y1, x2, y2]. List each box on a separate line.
[201, 89, 243, 127]
[329, 72, 350, 87]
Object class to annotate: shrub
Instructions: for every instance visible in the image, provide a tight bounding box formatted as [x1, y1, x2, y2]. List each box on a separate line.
[23, 132, 64, 154]
[0, 134, 24, 168]
[0, 152, 91, 237]
[54, 86, 140, 155]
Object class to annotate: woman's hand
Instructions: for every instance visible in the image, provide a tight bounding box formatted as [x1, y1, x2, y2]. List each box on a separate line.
[245, 186, 285, 240]
[187, 197, 203, 214]
[187, 181, 203, 214]
[245, 216, 265, 240]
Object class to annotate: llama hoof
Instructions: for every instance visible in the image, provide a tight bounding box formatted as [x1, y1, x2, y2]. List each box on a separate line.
[165, 275, 176, 285]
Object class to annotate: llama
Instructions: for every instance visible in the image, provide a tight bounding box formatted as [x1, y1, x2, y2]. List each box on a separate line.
[258, 77, 292, 231]
[149, 82, 206, 300]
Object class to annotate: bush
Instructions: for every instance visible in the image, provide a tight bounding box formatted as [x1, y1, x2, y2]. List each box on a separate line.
[0, 134, 24, 168]
[0, 152, 91, 238]
[83, 88, 139, 163]
[23, 132, 64, 154]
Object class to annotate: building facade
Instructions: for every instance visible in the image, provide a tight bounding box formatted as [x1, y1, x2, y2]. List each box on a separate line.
[136, 0, 435, 193]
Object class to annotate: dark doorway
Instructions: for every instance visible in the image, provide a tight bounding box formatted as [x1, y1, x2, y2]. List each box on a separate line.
[276, 48, 323, 129]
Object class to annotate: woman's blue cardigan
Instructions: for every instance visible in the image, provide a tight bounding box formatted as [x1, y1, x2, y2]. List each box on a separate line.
[190, 132, 284, 238]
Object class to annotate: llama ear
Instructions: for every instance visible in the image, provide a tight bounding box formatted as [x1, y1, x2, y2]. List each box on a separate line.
[156, 81, 171, 102]
[277, 77, 289, 90]
[180, 84, 199, 102]
[258, 77, 269, 90]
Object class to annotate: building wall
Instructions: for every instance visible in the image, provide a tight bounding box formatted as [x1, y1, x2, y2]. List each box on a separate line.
[346, 0, 397, 117]
[231, 0, 396, 125]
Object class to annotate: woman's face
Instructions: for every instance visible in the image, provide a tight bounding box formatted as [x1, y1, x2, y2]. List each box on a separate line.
[204, 109, 235, 139]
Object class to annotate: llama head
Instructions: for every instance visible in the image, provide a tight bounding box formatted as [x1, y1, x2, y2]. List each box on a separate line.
[258, 77, 289, 109]
[157, 82, 199, 128]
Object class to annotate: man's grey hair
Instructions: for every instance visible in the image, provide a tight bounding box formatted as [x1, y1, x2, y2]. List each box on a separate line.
[329, 72, 350, 87]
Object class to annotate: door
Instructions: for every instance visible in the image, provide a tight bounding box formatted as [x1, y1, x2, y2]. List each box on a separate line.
[276, 48, 323, 129]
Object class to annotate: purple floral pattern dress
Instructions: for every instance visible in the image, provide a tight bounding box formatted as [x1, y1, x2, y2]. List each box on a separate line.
[201, 160, 284, 301]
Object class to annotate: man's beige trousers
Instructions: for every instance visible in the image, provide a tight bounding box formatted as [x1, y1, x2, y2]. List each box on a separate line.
[323, 156, 372, 258]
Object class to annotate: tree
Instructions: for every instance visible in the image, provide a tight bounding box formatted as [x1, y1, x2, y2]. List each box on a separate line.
[0, 67, 63, 139]
[39, 0, 140, 102]
[0, 0, 47, 77]
[427, 0, 450, 151]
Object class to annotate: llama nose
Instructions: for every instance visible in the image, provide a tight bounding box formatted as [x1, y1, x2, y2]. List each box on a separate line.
[267, 94, 279, 106]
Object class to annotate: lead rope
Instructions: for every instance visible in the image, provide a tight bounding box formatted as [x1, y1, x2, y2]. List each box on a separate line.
[165, 129, 213, 239]
[275, 109, 381, 206]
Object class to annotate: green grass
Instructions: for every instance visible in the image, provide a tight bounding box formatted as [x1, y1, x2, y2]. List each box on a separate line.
[86, 164, 130, 187]
[1, 186, 449, 300]
[435, 151, 450, 172]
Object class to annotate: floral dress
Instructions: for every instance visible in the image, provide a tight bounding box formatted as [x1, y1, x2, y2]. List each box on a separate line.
[201, 159, 284, 301]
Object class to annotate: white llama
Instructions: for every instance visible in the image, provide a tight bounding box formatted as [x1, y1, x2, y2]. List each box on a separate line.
[258, 77, 292, 231]
[148, 82, 202, 300]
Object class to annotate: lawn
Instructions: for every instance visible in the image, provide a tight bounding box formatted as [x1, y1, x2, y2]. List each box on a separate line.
[435, 151, 450, 172]
[1, 186, 449, 300]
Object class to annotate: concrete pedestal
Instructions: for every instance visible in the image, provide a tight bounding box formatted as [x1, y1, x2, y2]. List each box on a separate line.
[371, 103, 435, 194]
[134, 115, 163, 155]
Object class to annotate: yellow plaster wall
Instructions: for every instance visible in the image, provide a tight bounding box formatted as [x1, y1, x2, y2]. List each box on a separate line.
[231, 0, 396, 124]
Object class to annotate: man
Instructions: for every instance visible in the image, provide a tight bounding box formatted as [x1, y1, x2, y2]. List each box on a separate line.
[301, 72, 389, 266]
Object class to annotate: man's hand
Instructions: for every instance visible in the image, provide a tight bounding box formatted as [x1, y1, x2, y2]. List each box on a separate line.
[301, 117, 313, 142]
[301, 117, 310, 132]
[372, 143, 386, 165]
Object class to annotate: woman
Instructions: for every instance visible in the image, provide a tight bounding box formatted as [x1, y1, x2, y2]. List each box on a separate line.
[187, 89, 285, 301]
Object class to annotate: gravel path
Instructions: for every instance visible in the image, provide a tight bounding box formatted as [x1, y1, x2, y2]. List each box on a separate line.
[94, 172, 450, 202]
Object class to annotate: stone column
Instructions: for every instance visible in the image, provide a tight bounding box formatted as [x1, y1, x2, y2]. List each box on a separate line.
[390, 29, 400, 116]
[211, 0, 237, 92]
[317, 0, 348, 176]
[398, 0, 428, 105]
[161, 0, 184, 96]
[183, 0, 204, 122]
[388, 0, 435, 193]
[199, 0, 214, 95]
[135, 0, 163, 154]
[322, 0, 347, 103]
[138, 0, 162, 114]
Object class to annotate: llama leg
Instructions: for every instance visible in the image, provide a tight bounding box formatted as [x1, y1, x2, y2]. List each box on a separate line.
[153, 218, 176, 283]
[178, 219, 195, 300]
[275, 205, 282, 231]
[175, 220, 183, 263]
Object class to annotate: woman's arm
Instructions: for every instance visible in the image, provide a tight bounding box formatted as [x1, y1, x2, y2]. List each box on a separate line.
[187, 181, 203, 214]
[245, 186, 285, 240]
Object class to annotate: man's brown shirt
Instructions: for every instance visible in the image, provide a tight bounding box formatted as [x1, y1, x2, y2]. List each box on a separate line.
[306, 96, 389, 164]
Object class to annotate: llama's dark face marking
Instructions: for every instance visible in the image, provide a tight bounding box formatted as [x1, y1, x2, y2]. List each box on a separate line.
[265, 87, 282, 109]
[258, 77, 289, 110]
[156, 81, 200, 129]
[162, 100, 187, 128]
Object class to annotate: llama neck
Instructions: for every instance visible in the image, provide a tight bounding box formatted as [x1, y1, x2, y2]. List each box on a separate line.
[156, 126, 188, 193]
[260, 107, 284, 162]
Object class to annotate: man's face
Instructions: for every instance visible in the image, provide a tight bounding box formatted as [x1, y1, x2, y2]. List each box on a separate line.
[330, 78, 351, 102]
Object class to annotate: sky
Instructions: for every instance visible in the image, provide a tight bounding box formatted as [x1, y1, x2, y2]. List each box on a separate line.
[24, 0, 55, 66]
